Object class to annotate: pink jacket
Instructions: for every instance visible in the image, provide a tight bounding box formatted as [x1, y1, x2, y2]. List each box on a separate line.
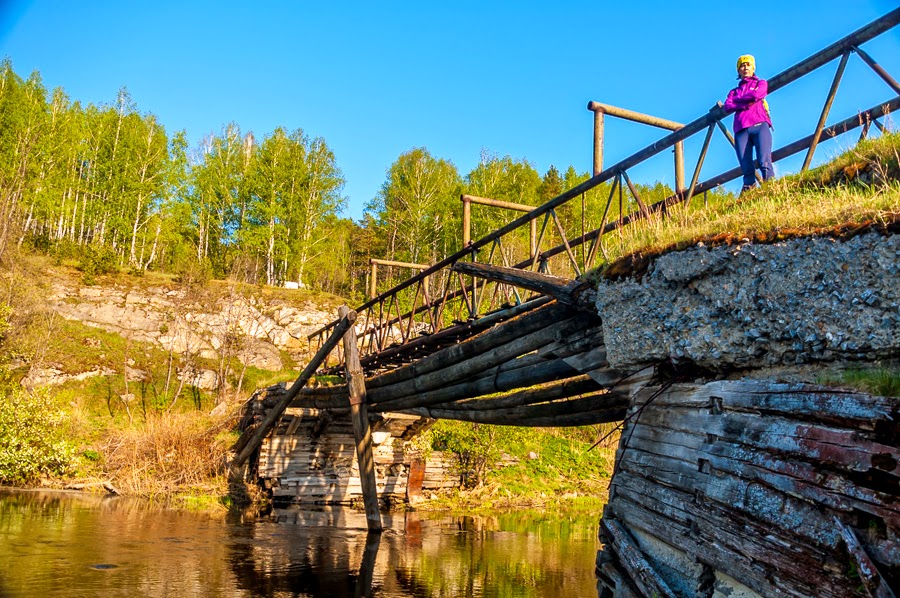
[724, 76, 772, 132]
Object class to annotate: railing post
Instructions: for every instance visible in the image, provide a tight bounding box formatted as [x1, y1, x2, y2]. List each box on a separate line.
[593, 108, 605, 176]
[674, 140, 685, 194]
[802, 50, 850, 172]
[530, 218, 537, 260]
[462, 195, 471, 247]
[369, 260, 378, 300]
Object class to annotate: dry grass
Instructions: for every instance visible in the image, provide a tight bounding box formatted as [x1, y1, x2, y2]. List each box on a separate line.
[100, 411, 235, 501]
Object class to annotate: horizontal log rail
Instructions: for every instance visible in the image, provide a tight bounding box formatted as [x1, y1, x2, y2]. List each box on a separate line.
[308, 9, 900, 372]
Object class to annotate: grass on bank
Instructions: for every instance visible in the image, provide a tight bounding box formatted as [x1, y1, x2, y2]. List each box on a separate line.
[416, 420, 620, 513]
[0, 252, 323, 507]
[591, 131, 900, 279]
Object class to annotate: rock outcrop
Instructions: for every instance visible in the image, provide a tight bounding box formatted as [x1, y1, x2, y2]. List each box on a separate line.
[47, 281, 339, 372]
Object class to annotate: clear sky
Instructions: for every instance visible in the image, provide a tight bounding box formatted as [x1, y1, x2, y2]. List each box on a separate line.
[1, 1, 899, 220]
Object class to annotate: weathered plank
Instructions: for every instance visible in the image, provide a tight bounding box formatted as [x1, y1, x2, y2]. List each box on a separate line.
[600, 518, 677, 598]
[366, 314, 583, 405]
[632, 380, 897, 433]
[609, 469, 865, 598]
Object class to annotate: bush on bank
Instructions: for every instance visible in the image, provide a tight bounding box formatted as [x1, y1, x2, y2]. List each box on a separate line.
[0, 386, 76, 484]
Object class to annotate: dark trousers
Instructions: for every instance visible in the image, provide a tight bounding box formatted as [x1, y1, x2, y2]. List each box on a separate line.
[735, 123, 774, 187]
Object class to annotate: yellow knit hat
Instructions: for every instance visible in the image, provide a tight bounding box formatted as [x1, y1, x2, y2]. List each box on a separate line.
[737, 54, 756, 73]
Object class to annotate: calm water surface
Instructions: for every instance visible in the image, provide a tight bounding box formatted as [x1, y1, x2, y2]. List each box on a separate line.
[0, 489, 601, 597]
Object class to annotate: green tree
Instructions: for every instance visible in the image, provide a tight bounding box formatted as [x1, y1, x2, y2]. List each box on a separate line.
[367, 148, 461, 291]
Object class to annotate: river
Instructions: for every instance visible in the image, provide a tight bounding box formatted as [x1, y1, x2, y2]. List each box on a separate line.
[0, 489, 601, 597]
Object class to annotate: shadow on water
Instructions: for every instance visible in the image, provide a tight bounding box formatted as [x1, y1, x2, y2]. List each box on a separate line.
[0, 489, 600, 597]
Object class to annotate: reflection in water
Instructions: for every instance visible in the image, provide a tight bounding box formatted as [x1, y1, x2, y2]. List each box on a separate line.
[0, 489, 600, 597]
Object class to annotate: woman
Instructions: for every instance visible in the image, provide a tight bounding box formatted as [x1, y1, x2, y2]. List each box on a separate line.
[724, 54, 774, 192]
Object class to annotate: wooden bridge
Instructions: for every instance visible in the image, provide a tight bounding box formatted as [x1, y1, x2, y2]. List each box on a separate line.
[232, 11, 900, 597]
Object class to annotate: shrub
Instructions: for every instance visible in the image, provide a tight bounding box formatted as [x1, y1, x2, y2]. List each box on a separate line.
[0, 387, 76, 484]
[78, 244, 119, 283]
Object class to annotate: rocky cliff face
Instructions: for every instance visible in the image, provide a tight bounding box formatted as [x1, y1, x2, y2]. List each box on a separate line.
[46, 280, 339, 374]
[594, 230, 899, 373]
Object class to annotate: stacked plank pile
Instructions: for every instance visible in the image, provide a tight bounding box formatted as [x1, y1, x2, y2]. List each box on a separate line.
[597, 379, 899, 598]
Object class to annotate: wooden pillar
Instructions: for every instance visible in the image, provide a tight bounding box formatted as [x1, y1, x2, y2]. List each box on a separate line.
[462, 195, 471, 246]
[593, 109, 605, 176]
[339, 305, 382, 531]
[674, 140, 685, 194]
[369, 260, 378, 300]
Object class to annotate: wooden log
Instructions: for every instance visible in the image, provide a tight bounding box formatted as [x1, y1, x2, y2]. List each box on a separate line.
[468, 351, 548, 382]
[426, 375, 602, 411]
[633, 380, 897, 433]
[366, 315, 582, 405]
[399, 404, 627, 427]
[340, 305, 382, 532]
[624, 422, 897, 523]
[451, 261, 597, 311]
[539, 325, 605, 359]
[607, 477, 834, 597]
[366, 300, 572, 389]
[600, 518, 677, 598]
[401, 391, 622, 422]
[371, 357, 578, 412]
[231, 311, 356, 470]
[615, 439, 899, 573]
[359, 296, 552, 372]
[630, 404, 899, 480]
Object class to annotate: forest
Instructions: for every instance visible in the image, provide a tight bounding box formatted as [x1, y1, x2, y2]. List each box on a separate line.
[0, 59, 680, 301]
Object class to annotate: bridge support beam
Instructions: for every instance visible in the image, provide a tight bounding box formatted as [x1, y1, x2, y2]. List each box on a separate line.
[339, 305, 383, 532]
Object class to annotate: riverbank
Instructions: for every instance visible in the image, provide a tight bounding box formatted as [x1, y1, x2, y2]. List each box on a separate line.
[0, 133, 897, 512]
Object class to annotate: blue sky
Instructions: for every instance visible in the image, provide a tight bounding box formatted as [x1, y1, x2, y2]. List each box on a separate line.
[1, 1, 899, 220]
